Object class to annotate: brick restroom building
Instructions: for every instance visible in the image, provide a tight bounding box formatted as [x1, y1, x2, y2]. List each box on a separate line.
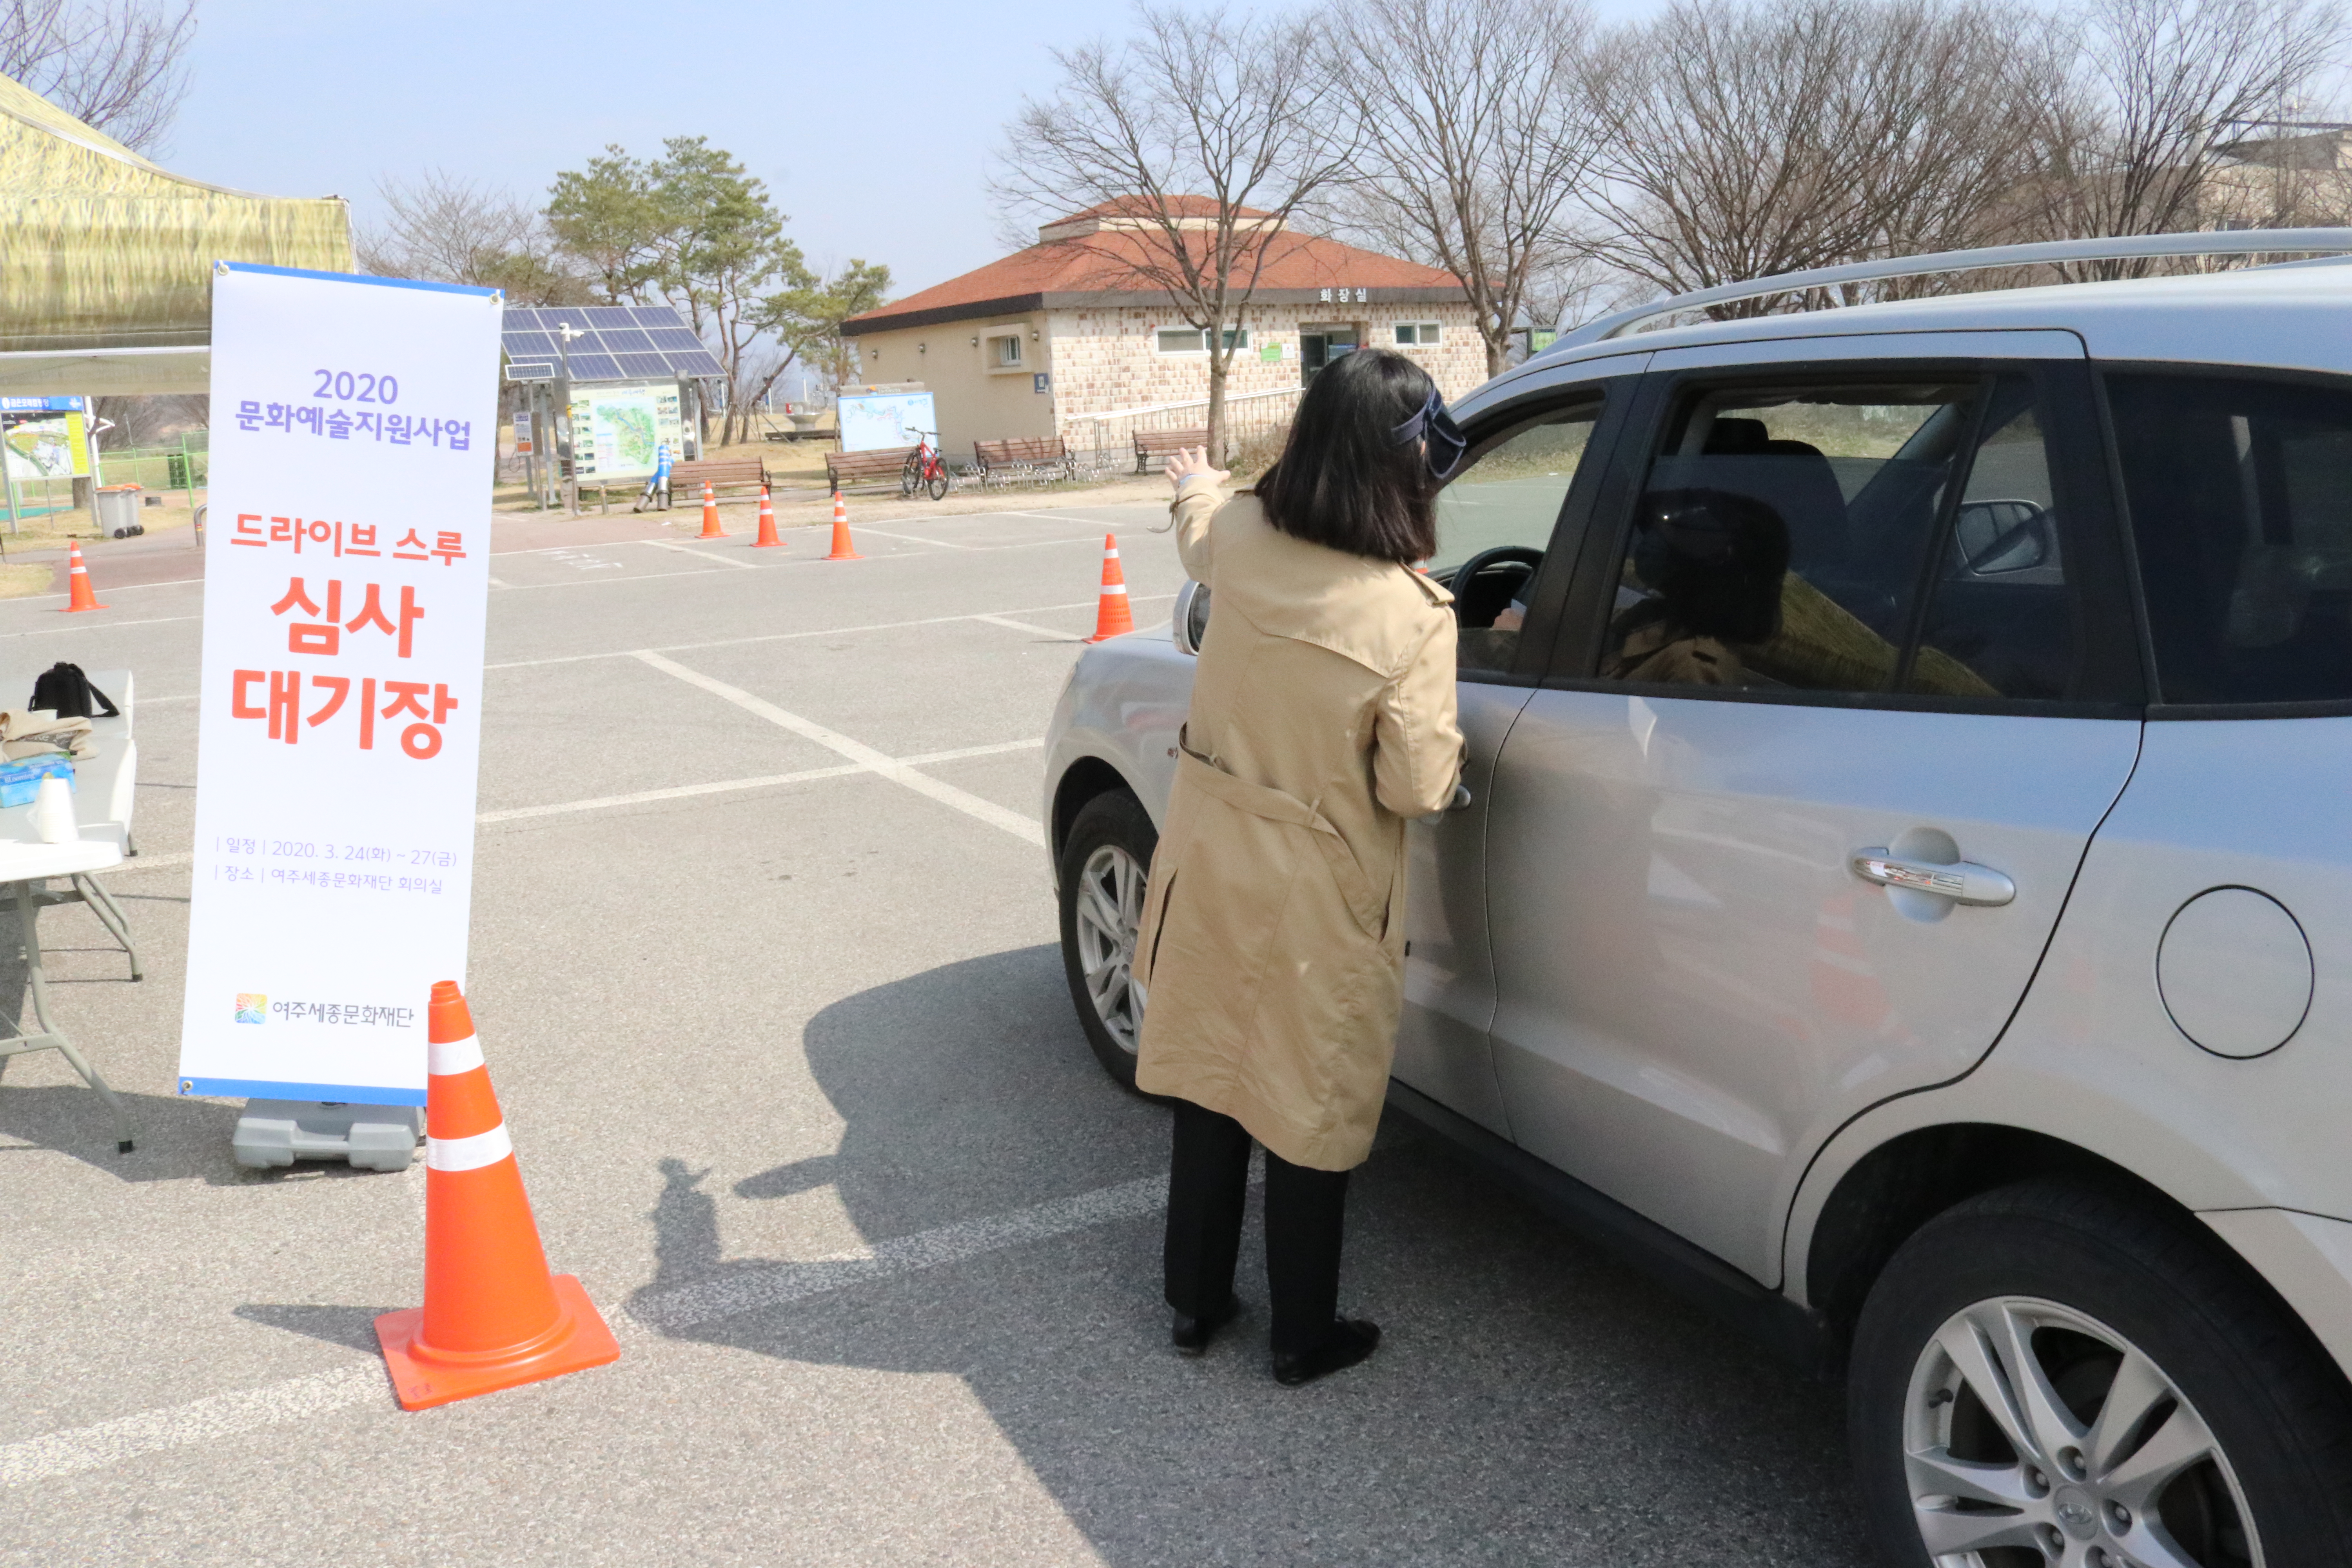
[840, 198, 1485, 462]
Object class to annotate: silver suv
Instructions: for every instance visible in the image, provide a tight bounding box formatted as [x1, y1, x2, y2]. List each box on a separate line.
[1044, 232, 2352, 1567]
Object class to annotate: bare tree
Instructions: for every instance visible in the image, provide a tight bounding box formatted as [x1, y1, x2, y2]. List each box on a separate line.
[1325, 0, 1608, 376]
[2023, 0, 2343, 267]
[1587, 0, 2064, 314]
[0, 0, 196, 153]
[360, 171, 593, 305]
[995, 4, 1357, 457]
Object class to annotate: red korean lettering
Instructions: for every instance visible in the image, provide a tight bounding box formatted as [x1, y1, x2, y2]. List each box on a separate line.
[268, 670, 300, 743]
[231, 513, 265, 547]
[308, 675, 349, 727]
[232, 670, 265, 717]
[271, 577, 343, 655]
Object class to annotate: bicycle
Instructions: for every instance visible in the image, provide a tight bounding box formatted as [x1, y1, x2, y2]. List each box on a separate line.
[900, 427, 951, 501]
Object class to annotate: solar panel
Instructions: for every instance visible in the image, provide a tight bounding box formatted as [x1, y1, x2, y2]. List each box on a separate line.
[498, 301, 722, 383]
[563, 352, 622, 382]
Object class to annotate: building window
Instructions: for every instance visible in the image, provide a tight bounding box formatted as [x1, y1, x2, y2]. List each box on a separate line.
[990, 334, 1022, 367]
[1154, 327, 1250, 354]
[1394, 322, 1441, 347]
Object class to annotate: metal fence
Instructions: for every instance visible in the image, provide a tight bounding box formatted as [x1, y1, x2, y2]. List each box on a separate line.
[0, 431, 209, 530]
[1061, 385, 1303, 477]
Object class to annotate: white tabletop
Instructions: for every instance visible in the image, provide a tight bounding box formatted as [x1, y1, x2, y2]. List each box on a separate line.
[0, 838, 122, 880]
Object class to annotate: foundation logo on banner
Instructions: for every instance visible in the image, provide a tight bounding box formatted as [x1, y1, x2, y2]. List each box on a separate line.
[234, 994, 267, 1024]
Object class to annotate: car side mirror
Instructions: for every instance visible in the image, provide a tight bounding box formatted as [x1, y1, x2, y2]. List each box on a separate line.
[1173, 580, 1210, 656]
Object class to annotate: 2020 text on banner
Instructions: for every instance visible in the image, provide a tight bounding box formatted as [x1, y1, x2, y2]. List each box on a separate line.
[176, 263, 501, 1105]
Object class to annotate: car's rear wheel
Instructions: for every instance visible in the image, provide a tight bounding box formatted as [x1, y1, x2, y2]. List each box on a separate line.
[1056, 789, 1157, 1090]
[1850, 1179, 2352, 1568]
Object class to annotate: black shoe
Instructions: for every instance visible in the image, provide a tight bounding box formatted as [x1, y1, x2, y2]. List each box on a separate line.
[1171, 1294, 1242, 1356]
[1271, 1319, 1381, 1386]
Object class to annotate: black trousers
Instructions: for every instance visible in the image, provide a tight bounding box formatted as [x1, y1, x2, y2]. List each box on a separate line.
[1163, 1098, 1351, 1357]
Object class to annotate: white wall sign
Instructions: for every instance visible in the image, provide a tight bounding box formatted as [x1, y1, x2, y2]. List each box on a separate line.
[176, 263, 500, 1105]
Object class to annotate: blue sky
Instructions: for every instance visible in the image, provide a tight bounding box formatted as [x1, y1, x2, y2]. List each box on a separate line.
[163, 0, 1664, 301]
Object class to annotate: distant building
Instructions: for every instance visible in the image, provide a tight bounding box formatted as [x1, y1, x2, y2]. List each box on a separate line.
[840, 198, 1483, 457]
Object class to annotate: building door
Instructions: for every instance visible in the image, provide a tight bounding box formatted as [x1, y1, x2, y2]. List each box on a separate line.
[1299, 326, 1359, 385]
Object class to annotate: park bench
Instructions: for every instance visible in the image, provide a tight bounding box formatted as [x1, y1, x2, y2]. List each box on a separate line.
[660, 457, 769, 508]
[824, 446, 919, 495]
[1133, 426, 1209, 474]
[973, 436, 1075, 485]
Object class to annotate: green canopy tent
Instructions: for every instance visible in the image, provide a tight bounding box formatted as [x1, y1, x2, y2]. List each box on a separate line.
[0, 73, 352, 397]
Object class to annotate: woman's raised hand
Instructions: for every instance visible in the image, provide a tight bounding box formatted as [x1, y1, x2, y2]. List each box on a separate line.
[1165, 445, 1230, 495]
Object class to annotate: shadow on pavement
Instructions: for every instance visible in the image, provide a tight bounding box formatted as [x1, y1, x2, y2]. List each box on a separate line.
[234, 1302, 407, 1353]
[629, 945, 1875, 1566]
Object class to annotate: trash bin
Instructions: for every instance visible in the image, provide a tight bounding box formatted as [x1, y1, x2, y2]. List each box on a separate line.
[94, 484, 142, 538]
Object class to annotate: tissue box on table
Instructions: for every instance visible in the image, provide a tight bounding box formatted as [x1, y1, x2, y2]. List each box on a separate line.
[0, 757, 74, 808]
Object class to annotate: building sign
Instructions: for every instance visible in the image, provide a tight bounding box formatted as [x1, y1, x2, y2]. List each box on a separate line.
[0, 396, 93, 485]
[512, 410, 533, 456]
[177, 263, 499, 1105]
[838, 387, 938, 453]
[565, 382, 682, 481]
[1033, 372, 1051, 395]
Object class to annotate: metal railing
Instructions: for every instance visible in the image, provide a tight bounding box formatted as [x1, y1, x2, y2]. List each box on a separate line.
[1061, 383, 1303, 474]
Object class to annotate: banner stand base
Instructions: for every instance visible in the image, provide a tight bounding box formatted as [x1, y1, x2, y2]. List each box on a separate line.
[232, 1100, 422, 1172]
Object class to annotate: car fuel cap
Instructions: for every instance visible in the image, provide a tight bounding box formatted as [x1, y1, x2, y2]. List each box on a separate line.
[2157, 887, 2313, 1059]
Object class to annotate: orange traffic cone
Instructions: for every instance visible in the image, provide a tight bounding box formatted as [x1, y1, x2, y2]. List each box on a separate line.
[374, 982, 620, 1410]
[61, 541, 105, 612]
[1085, 534, 1134, 643]
[823, 490, 862, 561]
[752, 485, 782, 548]
[697, 481, 725, 539]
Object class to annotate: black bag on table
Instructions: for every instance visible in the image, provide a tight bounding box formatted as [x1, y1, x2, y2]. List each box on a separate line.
[30, 662, 119, 720]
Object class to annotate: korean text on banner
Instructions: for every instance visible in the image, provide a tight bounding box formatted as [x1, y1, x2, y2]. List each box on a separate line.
[176, 264, 501, 1106]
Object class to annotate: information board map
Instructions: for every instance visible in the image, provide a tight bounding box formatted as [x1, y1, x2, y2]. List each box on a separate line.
[567, 382, 683, 480]
[838, 391, 937, 454]
[0, 396, 93, 484]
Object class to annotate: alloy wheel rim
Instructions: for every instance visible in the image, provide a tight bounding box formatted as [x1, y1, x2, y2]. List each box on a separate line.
[1073, 842, 1145, 1053]
[1903, 1294, 2261, 1568]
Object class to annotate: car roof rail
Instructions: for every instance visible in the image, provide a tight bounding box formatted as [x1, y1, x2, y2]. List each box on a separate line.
[1557, 227, 2352, 348]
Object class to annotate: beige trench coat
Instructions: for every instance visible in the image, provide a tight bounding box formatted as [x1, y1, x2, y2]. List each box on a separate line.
[1131, 477, 1465, 1171]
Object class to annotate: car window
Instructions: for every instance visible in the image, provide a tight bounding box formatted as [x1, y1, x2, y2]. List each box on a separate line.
[2107, 372, 2352, 704]
[1435, 402, 1600, 671]
[1900, 376, 2080, 699]
[1600, 380, 1985, 693]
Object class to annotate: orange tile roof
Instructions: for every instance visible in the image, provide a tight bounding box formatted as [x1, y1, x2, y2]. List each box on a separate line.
[845, 227, 1463, 335]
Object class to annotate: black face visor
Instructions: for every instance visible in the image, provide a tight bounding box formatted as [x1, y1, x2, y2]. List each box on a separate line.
[1389, 387, 1468, 481]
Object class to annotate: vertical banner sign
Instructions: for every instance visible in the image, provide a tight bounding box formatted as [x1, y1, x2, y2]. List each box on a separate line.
[177, 265, 500, 1105]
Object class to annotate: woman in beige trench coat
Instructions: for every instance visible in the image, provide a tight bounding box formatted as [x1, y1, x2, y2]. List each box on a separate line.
[1132, 348, 1465, 1385]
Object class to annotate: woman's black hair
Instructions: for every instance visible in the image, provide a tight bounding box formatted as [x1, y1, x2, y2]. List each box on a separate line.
[1254, 348, 1439, 564]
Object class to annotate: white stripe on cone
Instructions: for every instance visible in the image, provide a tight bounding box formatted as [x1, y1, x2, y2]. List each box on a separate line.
[426, 1123, 513, 1172]
[428, 1033, 484, 1076]
[1101, 584, 1127, 594]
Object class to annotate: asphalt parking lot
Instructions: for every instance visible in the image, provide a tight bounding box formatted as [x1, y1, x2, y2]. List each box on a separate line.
[0, 498, 1876, 1566]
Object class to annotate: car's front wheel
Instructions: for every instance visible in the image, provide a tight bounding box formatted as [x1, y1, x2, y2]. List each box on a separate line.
[1850, 1179, 2352, 1568]
[1056, 789, 1158, 1090]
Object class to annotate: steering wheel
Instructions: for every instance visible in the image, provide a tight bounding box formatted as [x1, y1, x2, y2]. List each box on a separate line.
[1446, 545, 1545, 629]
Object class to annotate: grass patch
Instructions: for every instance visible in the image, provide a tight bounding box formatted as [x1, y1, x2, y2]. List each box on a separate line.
[0, 563, 56, 598]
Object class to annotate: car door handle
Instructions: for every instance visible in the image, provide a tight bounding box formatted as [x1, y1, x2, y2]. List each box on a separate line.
[1849, 849, 2015, 907]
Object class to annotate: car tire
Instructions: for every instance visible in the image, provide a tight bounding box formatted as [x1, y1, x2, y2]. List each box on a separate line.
[1056, 788, 1158, 1092]
[1849, 1177, 2352, 1568]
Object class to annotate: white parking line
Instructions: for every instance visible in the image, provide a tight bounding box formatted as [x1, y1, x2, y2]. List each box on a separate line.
[0, 613, 203, 638]
[484, 595, 1171, 672]
[633, 651, 1046, 846]
[115, 741, 1049, 866]
[637, 539, 758, 569]
[972, 614, 1084, 641]
[0, 1171, 1173, 1488]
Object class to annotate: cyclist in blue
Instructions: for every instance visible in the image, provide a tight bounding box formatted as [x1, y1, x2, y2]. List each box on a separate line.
[632, 441, 673, 512]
